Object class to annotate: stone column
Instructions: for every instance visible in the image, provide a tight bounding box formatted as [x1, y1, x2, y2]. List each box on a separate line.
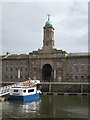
[54, 69, 56, 81]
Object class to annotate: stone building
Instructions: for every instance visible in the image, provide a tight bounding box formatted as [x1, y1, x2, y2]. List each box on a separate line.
[2, 16, 89, 83]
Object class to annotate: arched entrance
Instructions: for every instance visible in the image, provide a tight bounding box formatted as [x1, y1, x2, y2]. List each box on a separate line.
[42, 64, 52, 82]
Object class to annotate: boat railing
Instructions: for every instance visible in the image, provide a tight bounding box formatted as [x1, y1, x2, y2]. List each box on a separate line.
[0, 83, 23, 96]
[0, 80, 40, 97]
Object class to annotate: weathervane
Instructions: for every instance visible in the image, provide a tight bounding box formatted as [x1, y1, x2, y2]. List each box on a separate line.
[47, 14, 51, 21]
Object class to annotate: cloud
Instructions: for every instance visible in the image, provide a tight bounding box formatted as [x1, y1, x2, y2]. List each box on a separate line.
[2, 0, 89, 2]
[2, 2, 88, 55]
[53, 2, 88, 53]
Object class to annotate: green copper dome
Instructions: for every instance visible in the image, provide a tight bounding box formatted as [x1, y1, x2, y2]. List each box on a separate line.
[45, 15, 52, 27]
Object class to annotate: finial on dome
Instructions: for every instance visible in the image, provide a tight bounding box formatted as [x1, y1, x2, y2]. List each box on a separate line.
[47, 14, 50, 21]
[45, 14, 52, 27]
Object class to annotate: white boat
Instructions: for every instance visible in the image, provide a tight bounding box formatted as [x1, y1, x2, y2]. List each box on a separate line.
[9, 80, 41, 101]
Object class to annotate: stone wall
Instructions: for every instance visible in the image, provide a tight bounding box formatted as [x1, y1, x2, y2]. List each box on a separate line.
[2, 55, 29, 82]
[2, 53, 90, 83]
[66, 56, 89, 82]
[40, 84, 88, 93]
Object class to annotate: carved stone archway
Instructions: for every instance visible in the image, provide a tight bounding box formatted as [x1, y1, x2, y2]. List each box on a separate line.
[42, 64, 52, 82]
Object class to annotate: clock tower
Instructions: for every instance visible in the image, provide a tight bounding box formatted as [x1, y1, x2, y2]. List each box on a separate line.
[42, 15, 55, 52]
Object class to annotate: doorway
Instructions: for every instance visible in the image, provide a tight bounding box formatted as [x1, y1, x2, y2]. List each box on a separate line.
[42, 64, 52, 82]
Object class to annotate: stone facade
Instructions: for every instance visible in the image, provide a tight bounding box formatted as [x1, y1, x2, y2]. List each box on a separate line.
[66, 55, 89, 82]
[2, 55, 29, 82]
[2, 16, 90, 82]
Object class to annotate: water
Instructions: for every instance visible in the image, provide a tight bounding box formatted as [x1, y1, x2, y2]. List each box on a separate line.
[1, 95, 88, 118]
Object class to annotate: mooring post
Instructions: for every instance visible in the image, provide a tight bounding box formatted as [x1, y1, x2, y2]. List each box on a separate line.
[49, 84, 51, 92]
[81, 83, 83, 93]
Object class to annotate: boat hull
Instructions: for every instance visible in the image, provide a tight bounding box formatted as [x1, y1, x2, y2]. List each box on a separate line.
[9, 93, 39, 101]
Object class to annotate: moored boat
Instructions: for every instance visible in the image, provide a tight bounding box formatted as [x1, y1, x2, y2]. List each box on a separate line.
[9, 80, 41, 101]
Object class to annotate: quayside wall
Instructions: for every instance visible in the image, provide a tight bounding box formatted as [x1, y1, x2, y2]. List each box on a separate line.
[39, 82, 89, 93]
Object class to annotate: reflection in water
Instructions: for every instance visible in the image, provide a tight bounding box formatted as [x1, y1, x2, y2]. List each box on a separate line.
[2, 95, 88, 118]
[38, 95, 88, 118]
[22, 99, 40, 113]
[2, 98, 41, 118]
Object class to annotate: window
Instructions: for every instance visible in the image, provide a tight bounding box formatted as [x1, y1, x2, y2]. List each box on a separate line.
[75, 76, 78, 79]
[81, 76, 84, 79]
[14, 90, 18, 92]
[10, 76, 13, 79]
[11, 68, 12, 71]
[75, 67, 78, 72]
[20, 76, 22, 79]
[6, 75, 8, 78]
[88, 66, 90, 71]
[69, 76, 72, 79]
[15, 76, 17, 78]
[23, 90, 26, 93]
[25, 76, 28, 79]
[6, 68, 8, 71]
[33, 67, 36, 72]
[28, 89, 34, 93]
[81, 67, 84, 72]
[16, 68, 17, 71]
[87, 76, 90, 79]
[25, 68, 27, 71]
[20, 68, 22, 71]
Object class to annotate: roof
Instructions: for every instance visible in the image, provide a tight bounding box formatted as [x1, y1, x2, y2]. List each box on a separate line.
[2, 54, 29, 60]
[68, 52, 90, 56]
[45, 15, 52, 27]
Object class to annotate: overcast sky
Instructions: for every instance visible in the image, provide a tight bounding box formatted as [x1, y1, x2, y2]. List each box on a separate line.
[1, 0, 88, 55]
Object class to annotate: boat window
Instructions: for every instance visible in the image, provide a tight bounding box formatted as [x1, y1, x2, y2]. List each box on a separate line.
[14, 90, 18, 92]
[23, 90, 26, 93]
[28, 89, 34, 93]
